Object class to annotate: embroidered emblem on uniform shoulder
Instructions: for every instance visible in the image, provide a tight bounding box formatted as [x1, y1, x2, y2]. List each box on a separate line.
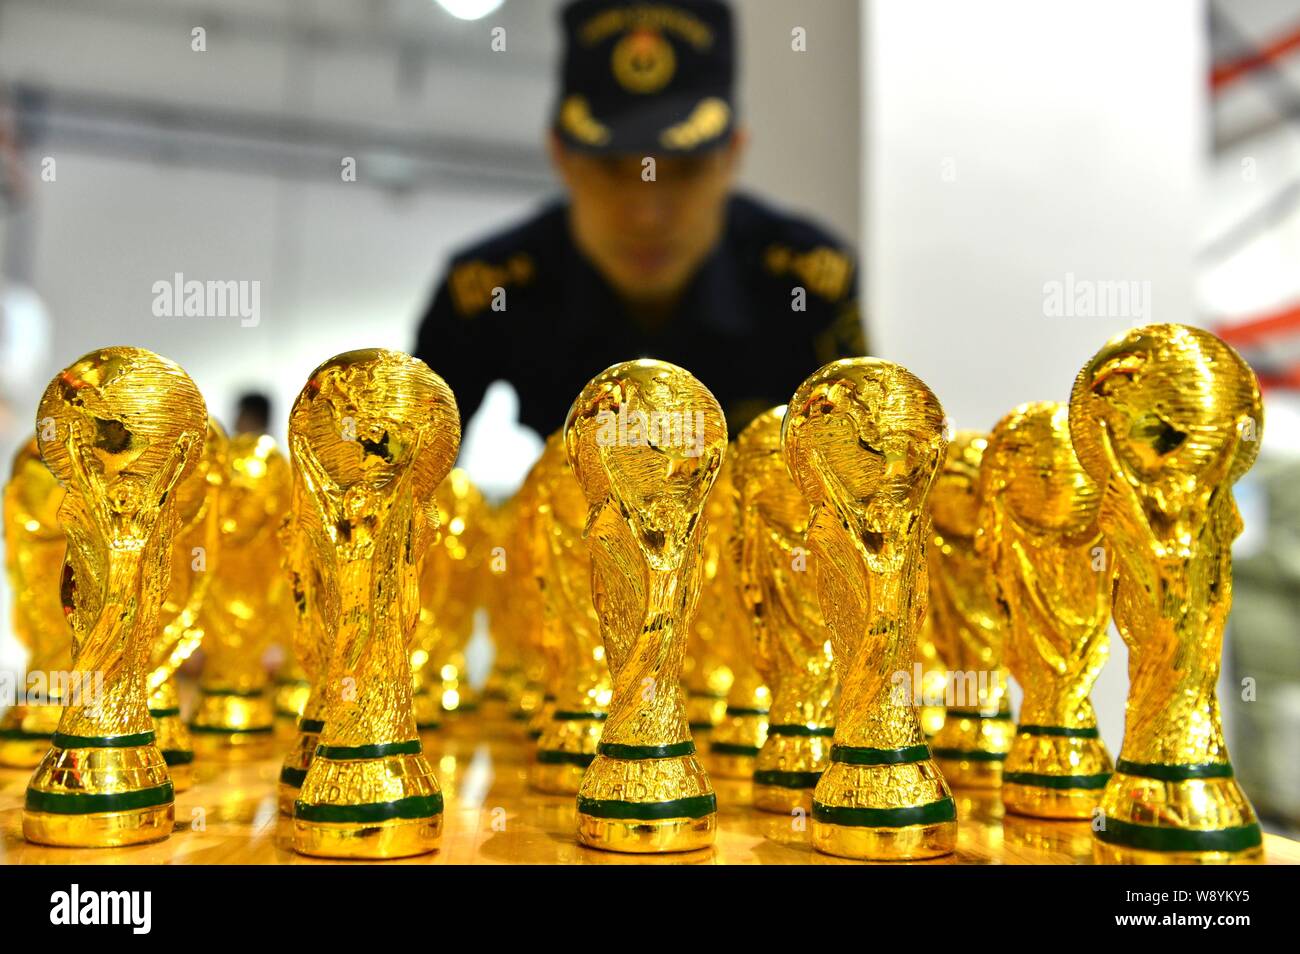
[764, 244, 854, 302]
[612, 27, 676, 93]
[449, 253, 536, 317]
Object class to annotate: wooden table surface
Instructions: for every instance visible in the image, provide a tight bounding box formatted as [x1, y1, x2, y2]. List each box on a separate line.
[4, 709, 1298, 866]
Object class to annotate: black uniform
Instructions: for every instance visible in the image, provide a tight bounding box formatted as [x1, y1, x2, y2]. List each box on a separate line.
[413, 191, 865, 436]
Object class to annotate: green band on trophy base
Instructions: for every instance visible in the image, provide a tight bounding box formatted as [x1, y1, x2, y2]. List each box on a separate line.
[293, 792, 444, 824]
[831, 743, 931, 766]
[280, 766, 308, 788]
[26, 782, 175, 815]
[812, 796, 957, 828]
[0, 726, 52, 740]
[51, 731, 156, 749]
[188, 724, 274, 735]
[598, 740, 696, 760]
[932, 747, 1007, 762]
[299, 719, 326, 734]
[536, 749, 596, 767]
[754, 769, 823, 789]
[161, 750, 195, 766]
[553, 711, 608, 721]
[766, 724, 835, 738]
[944, 708, 1013, 720]
[1003, 770, 1111, 790]
[577, 793, 717, 821]
[201, 688, 266, 698]
[1016, 724, 1100, 739]
[725, 706, 770, 717]
[1115, 759, 1234, 782]
[710, 741, 762, 757]
[148, 707, 181, 719]
[1094, 816, 1262, 853]
[315, 739, 422, 760]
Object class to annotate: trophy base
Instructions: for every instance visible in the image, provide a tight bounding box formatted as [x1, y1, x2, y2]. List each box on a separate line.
[292, 813, 443, 859]
[811, 753, 958, 860]
[931, 708, 1014, 788]
[531, 711, 604, 795]
[0, 705, 61, 768]
[754, 780, 817, 814]
[575, 749, 717, 853]
[812, 816, 958, 861]
[23, 736, 175, 848]
[190, 689, 276, 760]
[292, 743, 443, 859]
[751, 727, 832, 814]
[707, 707, 768, 779]
[576, 811, 716, 853]
[277, 718, 324, 814]
[1093, 763, 1263, 863]
[24, 803, 175, 848]
[530, 757, 591, 795]
[190, 727, 275, 761]
[1092, 840, 1265, 865]
[709, 750, 757, 780]
[152, 706, 196, 793]
[933, 754, 1005, 788]
[1002, 779, 1107, 819]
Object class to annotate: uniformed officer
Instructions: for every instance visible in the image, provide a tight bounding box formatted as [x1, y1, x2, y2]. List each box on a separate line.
[414, 0, 866, 436]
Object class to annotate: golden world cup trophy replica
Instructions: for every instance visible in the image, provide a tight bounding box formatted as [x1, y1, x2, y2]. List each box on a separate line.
[1, 437, 69, 767]
[564, 359, 726, 853]
[24, 347, 206, 847]
[290, 349, 459, 859]
[145, 418, 227, 791]
[278, 466, 330, 813]
[412, 468, 487, 729]
[529, 432, 613, 794]
[927, 431, 1014, 787]
[705, 456, 770, 781]
[682, 457, 740, 741]
[785, 359, 957, 861]
[734, 407, 837, 812]
[189, 433, 291, 759]
[482, 501, 526, 713]
[978, 402, 1115, 819]
[1070, 324, 1265, 863]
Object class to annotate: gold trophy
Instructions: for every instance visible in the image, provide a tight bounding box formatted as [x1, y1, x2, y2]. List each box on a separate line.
[1, 437, 69, 767]
[705, 457, 770, 780]
[785, 359, 957, 861]
[927, 431, 1014, 787]
[146, 418, 227, 790]
[1070, 324, 1265, 862]
[978, 402, 1114, 819]
[734, 407, 836, 812]
[278, 464, 329, 813]
[529, 432, 613, 794]
[189, 433, 291, 758]
[24, 347, 206, 847]
[412, 468, 487, 729]
[682, 457, 739, 740]
[564, 359, 726, 853]
[290, 349, 459, 859]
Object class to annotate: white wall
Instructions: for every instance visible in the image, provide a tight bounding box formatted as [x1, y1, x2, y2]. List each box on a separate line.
[865, 0, 1207, 754]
